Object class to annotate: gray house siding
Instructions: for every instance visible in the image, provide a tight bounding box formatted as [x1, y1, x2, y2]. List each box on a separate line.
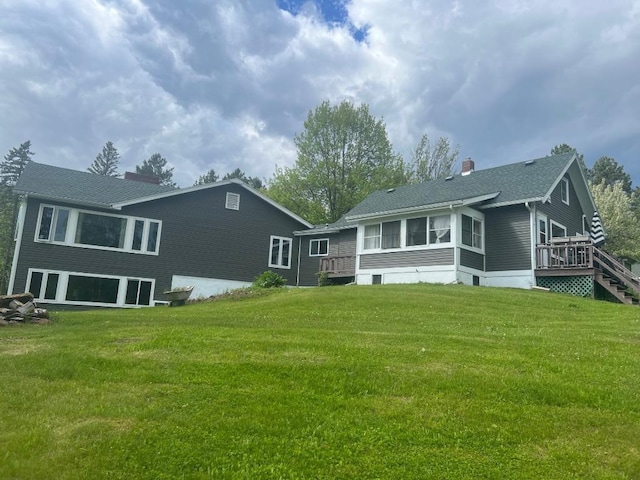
[359, 248, 454, 269]
[13, 184, 307, 301]
[484, 205, 531, 271]
[538, 176, 584, 236]
[460, 248, 484, 271]
[297, 228, 357, 286]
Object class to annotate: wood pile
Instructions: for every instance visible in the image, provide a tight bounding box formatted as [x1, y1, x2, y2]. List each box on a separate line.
[0, 293, 50, 326]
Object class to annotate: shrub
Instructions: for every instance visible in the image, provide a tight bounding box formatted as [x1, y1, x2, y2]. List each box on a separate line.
[253, 270, 287, 289]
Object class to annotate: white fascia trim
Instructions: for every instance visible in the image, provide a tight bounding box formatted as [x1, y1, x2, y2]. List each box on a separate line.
[7, 197, 27, 294]
[541, 153, 575, 204]
[294, 225, 357, 236]
[346, 192, 501, 222]
[111, 179, 314, 229]
[478, 197, 543, 209]
[16, 193, 113, 210]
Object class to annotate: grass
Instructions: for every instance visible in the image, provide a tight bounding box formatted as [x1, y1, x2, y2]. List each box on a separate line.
[1, 284, 639, 479]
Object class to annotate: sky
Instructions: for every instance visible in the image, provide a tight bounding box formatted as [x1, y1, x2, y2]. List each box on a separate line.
[1, 0, 639, 188]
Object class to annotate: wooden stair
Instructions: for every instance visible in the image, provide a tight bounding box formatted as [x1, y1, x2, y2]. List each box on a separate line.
[593, 247, 640, 305]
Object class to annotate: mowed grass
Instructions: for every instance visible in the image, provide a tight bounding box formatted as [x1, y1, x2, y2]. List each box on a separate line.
[1, 284, 639, 479]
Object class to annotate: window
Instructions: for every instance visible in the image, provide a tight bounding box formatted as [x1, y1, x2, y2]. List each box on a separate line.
[27, 269, 154, 306]
[429, 215, 451, 244]
[269, 236, 292, 269]
[462, 214, 483, 249]
[35, 205, 161, 255]
[406, 217, 427, 246]
[560, 178, 569, 205]
[381, 221, 401, 249]
[364, 224, 381, 250]
[309, 238, 329, 256]
[226, 192, 240, 210]
[550, 220, 567, 238]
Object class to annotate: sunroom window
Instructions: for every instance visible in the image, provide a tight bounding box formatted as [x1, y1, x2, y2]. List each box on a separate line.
[381, 221, 401, 249]
[429, 215, 451, 244]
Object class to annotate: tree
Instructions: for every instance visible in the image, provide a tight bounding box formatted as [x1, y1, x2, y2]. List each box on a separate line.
[135, 153, 176, 187]
[407, 134, 459, 183]
[88, 141, 120, 176]
[223, 168, 263, 189]
[550, 144, 589, 179]
[266, 100, 404, 224]
[590, 156, 632, 194]
[194, 169, 219, 186]
[0, 140, 34, 186]
[0, 141, 35, 293]
[590, 181, 640, 260]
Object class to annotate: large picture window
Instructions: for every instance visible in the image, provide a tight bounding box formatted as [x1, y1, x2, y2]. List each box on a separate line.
[366, 214, 453, 251]
[35, 205, 161, 255]
[27, 269, 154, 307]
[269, 236, 292, 269]
[461, 214, 483, 250]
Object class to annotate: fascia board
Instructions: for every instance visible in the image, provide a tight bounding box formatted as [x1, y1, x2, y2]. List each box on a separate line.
[541, 153, 575, 203]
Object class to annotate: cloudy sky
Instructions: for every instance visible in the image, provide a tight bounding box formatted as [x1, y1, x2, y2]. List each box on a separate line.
[1, 0, 639, 188]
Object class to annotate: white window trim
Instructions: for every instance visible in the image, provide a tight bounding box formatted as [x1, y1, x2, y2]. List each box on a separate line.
[225, 192, 240, 210]
[268, 235, 292, 269]
[560, 178, 569, 205]
[34, 204, 162, 256]
[361, 214, 453, 253]
[460, 212, 484, 254]
[550, 219, 567, 239]
[309, 238, 329, 257]
[26, 268, 155, 308]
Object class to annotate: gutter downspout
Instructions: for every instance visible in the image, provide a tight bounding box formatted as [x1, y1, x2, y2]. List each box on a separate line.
[7, 197, 27, 295]
[525, 201, 537, 288]
[296, 237, 302, 287]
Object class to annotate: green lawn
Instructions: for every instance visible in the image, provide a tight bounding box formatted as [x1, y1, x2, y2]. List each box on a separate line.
[1, 284, 639, 479]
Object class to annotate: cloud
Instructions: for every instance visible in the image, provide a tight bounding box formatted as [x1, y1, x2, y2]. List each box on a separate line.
[0, 0, 639, 188]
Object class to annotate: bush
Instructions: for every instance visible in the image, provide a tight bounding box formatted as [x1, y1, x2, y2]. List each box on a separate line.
[253, 270, 287, 289]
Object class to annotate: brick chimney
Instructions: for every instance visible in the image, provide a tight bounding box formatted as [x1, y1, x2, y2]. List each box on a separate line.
[461, 157, 475, 176]
[124, 172, 161, 184]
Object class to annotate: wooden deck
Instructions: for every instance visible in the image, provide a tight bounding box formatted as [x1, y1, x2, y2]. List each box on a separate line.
[319, 255, 356, 278]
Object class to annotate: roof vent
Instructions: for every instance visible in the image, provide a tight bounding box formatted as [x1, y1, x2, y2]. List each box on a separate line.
[387, 188, 395, 193]
[525, 160, 535, 166]
[445, 175, 454, 181]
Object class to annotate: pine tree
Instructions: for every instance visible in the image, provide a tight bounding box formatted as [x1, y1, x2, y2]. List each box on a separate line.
[135, 153, 176, 187]
[88, 141, 120, 176]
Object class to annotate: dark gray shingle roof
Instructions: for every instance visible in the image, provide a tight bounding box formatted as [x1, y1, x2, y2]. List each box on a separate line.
[345, 152, 575, 219]
[15, 162, 175, 208]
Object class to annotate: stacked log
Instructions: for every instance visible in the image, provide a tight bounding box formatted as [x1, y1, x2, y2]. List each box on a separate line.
[0, 293, 49, 326]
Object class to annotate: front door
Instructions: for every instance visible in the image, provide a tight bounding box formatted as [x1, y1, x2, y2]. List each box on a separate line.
[537, 213, 549, 267]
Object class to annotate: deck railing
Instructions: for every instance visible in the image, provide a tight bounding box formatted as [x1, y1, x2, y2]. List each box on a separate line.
[319, 255, 356, 277]
[535, 237, 594, 269]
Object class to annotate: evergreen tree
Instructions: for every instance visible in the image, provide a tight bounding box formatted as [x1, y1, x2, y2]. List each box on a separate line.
[0, 140, 34, 186]
[194, 169, 219, 186]
[88, 141, 120, 176]
[135, 153, 176, 187]
[223, 168, 263, 189]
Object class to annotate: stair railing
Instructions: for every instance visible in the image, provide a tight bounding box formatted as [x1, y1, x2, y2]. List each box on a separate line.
[592, 246, 640, 295]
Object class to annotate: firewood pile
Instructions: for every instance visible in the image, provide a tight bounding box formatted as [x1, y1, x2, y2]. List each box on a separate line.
[0, 293, 50, 326]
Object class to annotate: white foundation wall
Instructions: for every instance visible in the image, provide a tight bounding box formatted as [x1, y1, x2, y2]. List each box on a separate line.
[481, 270, 534, 289]
[171, 275, 251, 299]
[356, 266, 457, 285]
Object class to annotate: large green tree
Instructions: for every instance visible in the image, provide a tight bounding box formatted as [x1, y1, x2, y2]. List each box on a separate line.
[590, 181, 640, 260]
[0, 141, 35, 293]
[135, 153, 176, 187]
[266, 100, 404, 224]
[88, 141, 120, 176]
[590, 156, 632, 194]
[407, 133, 459, 183]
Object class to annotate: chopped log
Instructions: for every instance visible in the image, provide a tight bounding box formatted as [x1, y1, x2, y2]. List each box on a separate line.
[17, 301, 35, 315]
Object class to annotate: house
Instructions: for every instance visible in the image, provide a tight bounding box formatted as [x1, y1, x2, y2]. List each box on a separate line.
[8, 162, 312, 308]
[299, 152, 640, 303]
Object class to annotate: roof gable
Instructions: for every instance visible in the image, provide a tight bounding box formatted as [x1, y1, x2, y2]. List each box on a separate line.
[15, 162, 313, 228]
[345, 152, 579, 220]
